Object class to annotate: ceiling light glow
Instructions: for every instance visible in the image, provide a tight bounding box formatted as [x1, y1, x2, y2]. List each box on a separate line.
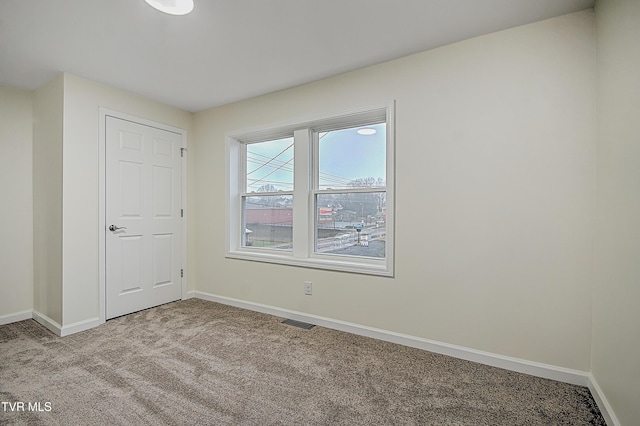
[145, 0, 194, 15]
[357, 128, 377, 136]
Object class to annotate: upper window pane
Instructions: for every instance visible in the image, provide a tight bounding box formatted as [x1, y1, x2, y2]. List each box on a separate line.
[318, 123, 386, 190]
[246, 137, 294, 192]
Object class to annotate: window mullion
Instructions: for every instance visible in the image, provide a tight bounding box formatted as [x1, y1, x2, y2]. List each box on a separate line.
[292, 128, 311, 258]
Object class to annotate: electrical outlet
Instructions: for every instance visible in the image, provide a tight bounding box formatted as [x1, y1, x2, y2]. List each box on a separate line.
[304, 281, 312, 295]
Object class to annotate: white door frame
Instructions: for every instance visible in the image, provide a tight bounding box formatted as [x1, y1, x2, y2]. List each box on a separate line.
[98, 108, 188, 324]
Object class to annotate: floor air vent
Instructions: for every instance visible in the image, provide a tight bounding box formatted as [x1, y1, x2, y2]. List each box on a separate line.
[282, 319, 315, 330]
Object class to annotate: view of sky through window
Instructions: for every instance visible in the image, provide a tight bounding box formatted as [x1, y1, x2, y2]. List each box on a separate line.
[245, 123, 386, 193]
[246, 137, 294, 192]
[318, 123, 386, 190]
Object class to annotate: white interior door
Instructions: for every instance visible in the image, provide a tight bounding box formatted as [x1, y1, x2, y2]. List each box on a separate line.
[106, 116, 182, 319]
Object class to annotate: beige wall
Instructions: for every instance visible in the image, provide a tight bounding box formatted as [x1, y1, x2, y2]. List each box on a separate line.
[194, 11, 596, 371]
[32, 75, 64, 324]
[593, 0, 640, 424]
[0, 86, 34, 320]
[60, 74, 195, 326]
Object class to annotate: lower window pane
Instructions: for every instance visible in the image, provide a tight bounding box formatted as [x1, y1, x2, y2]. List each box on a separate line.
[315, 192, 386, 258]
[243, 195, 293, 249]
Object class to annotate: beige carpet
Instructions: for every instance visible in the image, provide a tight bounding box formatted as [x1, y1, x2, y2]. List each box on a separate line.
[0, 299, 605, 425]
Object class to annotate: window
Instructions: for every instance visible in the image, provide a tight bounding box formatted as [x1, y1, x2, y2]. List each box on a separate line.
[227, 105, 394, 276]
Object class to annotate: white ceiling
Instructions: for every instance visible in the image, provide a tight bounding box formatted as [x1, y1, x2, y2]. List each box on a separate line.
[0, 0, 594, 112]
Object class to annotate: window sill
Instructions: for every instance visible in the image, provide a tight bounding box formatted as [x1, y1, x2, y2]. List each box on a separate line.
[225, 249, 393, 277]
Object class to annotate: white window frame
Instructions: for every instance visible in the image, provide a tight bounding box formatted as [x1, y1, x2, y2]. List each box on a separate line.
[226, 103, 395, 277]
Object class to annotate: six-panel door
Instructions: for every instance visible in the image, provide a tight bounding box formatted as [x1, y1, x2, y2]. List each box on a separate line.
[106, 116, 182, 319]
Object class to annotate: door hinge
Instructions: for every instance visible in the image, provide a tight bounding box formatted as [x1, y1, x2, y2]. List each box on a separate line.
[181, 269, 184, 278]
[181, 209, 183, 217]
[181, 147, 186, 157]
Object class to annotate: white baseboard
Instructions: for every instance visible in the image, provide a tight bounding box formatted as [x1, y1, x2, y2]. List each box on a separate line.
[60, 317, 101, 337]
[588, 374, 620, 426]
[192, 291, 590, 387]
[0, 310, 32, 325]
[32, 310, 62, 336]
[31, 311, 101, 337]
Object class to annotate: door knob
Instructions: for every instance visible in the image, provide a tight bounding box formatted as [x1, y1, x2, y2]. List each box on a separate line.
[109, 225, 127, 232]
